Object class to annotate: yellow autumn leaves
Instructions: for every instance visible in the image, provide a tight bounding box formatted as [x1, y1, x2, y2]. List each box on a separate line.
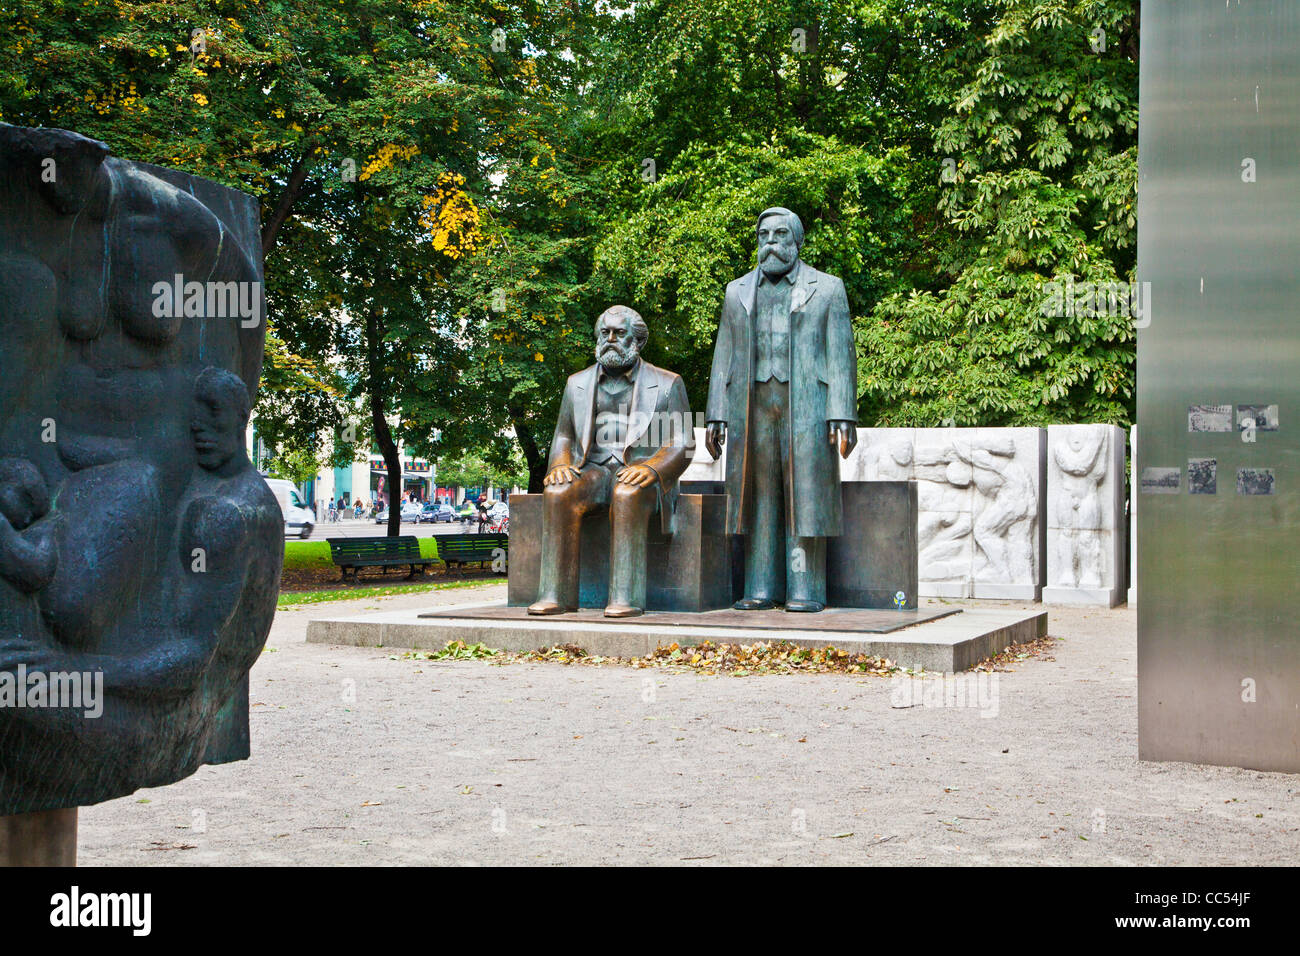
[83, 81, 147, 116]
[449, 639, 902, 678]
[418, 171, 483, 260]
[358, 142, 420, 181]
[358, 148, 488, 259]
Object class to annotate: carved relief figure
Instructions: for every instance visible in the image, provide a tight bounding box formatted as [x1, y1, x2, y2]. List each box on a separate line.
[960, 437, 1036, 584]
[1051, 426, 1107, 589]
[913, 443, 974, 583]
[0, 124, 278, 814]
[869, 436, 914, 481]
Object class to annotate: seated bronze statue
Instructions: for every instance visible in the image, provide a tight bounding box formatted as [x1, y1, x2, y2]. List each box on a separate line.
[529, 305, 692, 618]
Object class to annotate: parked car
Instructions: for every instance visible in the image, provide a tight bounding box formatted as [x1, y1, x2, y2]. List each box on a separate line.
[374, 501, 425, 524]
[264, 478, 314, 539]
[420, 503, 457, 523]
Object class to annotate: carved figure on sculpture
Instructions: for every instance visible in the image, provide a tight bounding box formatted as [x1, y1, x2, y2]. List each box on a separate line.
[1051, 426, 1107, 589]
[869, 436, 914, 481]
[528, 305, 693, 618]
[913, 443, 974, 582]
[958, 437, 1036, 584]
[0, 123, 279, 814]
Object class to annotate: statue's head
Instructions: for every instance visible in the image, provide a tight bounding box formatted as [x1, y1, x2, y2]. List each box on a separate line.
[887, 439, 914, 467]
[1065, 426, 1095, 453]
[594, 304, 648, 373]
[756, 207, 803, 278]
[192, 367, 251, 473]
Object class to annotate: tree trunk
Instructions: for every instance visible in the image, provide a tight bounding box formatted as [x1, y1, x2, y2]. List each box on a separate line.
[367, 307, 403, 537]
[511, 409, 547, 493]
[261, 150, 314, 256]
[373, 401, 403, 538]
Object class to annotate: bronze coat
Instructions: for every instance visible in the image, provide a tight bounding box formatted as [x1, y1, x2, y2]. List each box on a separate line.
[705, 261, 857, 537]
[548, 359, 693, 534]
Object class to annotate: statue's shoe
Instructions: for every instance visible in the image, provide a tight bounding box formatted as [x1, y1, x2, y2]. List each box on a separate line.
[784, 599, 825, 613]
[733, 598, 775, 611]
[528, 600, 574, 615]
[604, 603, 643, 618]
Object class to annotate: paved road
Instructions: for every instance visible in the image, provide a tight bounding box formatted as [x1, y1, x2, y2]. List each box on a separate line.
[296, 517, 493, 539]
[80, 590, 1300, 865]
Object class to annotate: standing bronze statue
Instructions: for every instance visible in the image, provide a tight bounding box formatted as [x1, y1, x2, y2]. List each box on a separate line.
[529, 305, 692, 618]
[705, 207, 858, 612]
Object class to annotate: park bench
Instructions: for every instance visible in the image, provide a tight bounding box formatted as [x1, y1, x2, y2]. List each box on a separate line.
[326, 535, 435, 581]
[436, 533, 508, 572]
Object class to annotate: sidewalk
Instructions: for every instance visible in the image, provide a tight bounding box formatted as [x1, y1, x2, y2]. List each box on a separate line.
[78, 588, 1300, 865]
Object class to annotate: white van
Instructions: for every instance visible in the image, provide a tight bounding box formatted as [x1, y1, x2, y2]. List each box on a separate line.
[264, 478, 315, 539]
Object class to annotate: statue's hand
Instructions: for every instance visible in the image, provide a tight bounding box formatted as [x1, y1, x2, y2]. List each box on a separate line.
[543, 464, 580, 486]
[705, 421, 726, 460]
[615, 464, 659, 488]
[828, 421, 858, 459]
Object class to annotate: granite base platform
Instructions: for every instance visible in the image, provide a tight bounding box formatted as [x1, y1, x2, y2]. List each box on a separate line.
[508, 482, 920, 612]
[306, 601, 1048, 672]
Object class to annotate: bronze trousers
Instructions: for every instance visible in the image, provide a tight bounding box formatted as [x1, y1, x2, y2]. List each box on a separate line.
[743, 379, 827, 604]
[536, 461, 658, 610]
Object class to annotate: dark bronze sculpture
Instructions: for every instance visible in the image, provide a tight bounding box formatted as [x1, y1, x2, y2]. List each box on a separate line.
[705, 208, 858, 612]
[529, 305, 693, 618]
[0, 124, 280, 818]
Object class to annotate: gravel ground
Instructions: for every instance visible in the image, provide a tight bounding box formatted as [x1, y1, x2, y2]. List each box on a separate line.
[78, 587, 1300, 865]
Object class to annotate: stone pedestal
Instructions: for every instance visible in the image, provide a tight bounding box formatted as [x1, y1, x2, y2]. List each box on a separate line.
[510, 482, 920, 613]
[507, 493, 733, 612]
[1043, 423, 1127, 607]
[827, 481, 918, 609]
[680, 481, 919, 610]
[310, 603, 1049, 674]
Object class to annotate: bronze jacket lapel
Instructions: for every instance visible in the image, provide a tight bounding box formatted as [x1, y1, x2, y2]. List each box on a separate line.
[573, 364, 599, 466]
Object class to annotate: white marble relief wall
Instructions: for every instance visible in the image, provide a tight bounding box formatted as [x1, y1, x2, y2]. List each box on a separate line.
[1042, 423, 1127, 607]
[843, 427, 1046, 599]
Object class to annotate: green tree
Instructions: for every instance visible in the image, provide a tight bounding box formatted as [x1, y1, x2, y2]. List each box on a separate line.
[861, 0, 1139, 426]
[2, 0, 1143, 484]
[578, 0, 989, 414]
[581, 0, 1138, 428]
[443, 2, 622, 491]
[437, 444, 526, 494]
[265, 445, 319, 485]
[0, 0, 542, 471]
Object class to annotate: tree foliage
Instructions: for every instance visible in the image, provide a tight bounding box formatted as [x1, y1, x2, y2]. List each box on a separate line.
[2, 0, 1142, 493]
[862, 0, 1139, 426]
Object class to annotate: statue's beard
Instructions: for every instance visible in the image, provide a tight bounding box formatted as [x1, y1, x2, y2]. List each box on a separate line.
[759, 246, 795, 276]
[598, 342, 636, 370]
